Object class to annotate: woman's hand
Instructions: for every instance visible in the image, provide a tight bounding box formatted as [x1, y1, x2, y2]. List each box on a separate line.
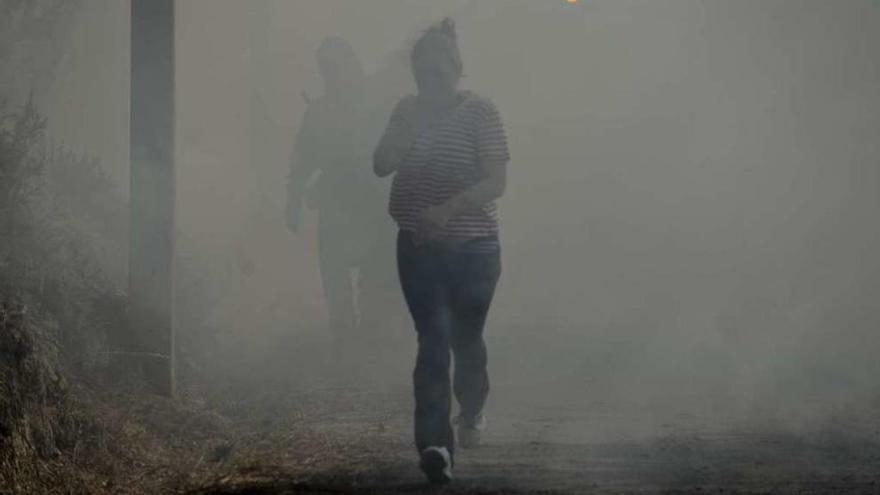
[413, 158, 507, 243]
[415, 202, 454, 244]
[373, 94, 458, 178]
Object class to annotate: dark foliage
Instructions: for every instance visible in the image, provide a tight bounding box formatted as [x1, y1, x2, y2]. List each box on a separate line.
[0, 97, 126, 375]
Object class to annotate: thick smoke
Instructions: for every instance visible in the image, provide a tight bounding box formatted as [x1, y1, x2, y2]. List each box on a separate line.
[44, 0, 880, 444]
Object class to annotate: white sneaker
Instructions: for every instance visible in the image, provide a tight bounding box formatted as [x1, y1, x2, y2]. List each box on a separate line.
[419, 446, 452, 484]
[454, 414, 486, 449]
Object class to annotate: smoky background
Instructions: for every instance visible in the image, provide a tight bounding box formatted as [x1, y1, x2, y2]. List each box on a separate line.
[32, 0, 880, 444]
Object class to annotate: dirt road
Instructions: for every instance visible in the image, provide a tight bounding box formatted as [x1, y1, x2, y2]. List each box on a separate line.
[181, 331, 880, 494]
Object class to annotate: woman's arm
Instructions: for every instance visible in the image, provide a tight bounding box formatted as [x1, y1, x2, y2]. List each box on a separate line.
[419, 98, 510, 237]
[286, 105, 321, 232]
[421, 159, 506, 232]
[373, 127, 417, 177]
[373, 98, 417, 177]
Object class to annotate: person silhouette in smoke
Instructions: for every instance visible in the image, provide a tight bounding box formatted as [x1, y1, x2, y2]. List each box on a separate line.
[373, 19, 510, 484]
[286, 37, 401, 349]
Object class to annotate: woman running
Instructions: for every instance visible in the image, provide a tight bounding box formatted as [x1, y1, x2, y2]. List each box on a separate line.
[373, 18, 510, 484]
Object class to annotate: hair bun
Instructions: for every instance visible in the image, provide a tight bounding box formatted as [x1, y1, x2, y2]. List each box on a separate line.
[439, 18, 457, 40]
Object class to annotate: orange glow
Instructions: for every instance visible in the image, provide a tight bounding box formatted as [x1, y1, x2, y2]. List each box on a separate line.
[565, 0, 579, 4]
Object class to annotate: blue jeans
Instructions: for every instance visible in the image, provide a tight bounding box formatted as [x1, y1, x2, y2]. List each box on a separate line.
[396, 230, 501, 458]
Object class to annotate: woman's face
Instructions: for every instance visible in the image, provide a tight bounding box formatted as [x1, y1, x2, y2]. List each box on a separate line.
[412, 42, 460, 96]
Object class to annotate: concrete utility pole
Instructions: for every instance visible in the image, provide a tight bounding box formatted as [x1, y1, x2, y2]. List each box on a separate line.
[129, 0, 176, 396]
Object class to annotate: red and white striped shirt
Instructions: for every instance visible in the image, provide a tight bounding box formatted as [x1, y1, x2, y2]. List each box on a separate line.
[385, 91, 510, 242]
